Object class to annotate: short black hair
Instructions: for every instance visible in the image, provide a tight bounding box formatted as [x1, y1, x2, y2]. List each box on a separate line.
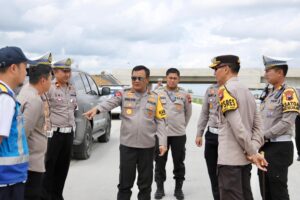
[166, 68, 180, 76]
[132, 65, 150, 78]
[29, 64, 52, 84]
[274, 65, 288, 76]
[0, 65, 10, 73]
[228, 63, 240, 74]
[0, 63, 23, 74]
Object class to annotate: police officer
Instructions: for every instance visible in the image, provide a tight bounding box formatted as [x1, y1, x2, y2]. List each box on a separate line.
[42, 58, 77, 200]
[195, 83, 219, 200]
[154, 68, 192, 200]
[84, 65, 168, 200]
[18, 53, 53, 200]
[0, 46, 32, 200]
[258, 56, 299, 200]
[210, 55, 267, 200]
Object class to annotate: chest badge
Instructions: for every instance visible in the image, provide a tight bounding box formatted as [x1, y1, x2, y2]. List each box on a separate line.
[126, 109, 132, 115]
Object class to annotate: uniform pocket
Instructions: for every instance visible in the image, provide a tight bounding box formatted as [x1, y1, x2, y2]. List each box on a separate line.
[174, 100, 184, 113]
[122, 101, 136, 116]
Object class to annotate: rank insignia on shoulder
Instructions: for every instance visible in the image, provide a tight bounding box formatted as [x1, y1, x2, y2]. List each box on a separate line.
[282, 88, 299, 113]
[218, 86, 238, 114]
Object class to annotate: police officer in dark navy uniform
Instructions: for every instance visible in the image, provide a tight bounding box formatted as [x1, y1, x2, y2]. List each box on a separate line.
[258, 56, 300, 200]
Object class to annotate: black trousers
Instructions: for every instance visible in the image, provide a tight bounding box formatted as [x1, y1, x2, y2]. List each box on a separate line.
[218, 164, 253, 200]
[42, 131, 73, 200]
[117, 145, 155, 200]
[204, 130, 220, 200]
[258, 141, 293, 200]
[25, 171, 44, 200]
[295, 115, 300, 157]
[0, 182, 25, 200]
[155, 135, 186, 183]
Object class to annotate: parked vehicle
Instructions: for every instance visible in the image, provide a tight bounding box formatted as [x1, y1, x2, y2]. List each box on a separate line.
[71, 69, 111, 160]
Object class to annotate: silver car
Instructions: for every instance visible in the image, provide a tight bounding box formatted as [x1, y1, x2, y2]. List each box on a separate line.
[71, 69, 111, 160]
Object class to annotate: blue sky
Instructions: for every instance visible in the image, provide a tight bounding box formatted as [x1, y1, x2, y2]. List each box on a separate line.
[1, 0, 300, 74]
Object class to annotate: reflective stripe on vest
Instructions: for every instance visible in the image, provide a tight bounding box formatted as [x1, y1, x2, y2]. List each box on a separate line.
[0, 155, 29, 165]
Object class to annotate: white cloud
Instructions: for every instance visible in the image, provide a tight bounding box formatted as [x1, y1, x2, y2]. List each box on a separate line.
[0, 0, 300, 72]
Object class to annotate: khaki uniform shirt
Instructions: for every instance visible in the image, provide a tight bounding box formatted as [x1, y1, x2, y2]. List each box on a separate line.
[155, 87, 192, 136]
[260, 84, 299, 139]
[217, 77, 264, 166]
[47, 81, 77, 128]
[197, 84, 219, 137]
[17, 84, 47, 172]
[96, 88, 167, 148]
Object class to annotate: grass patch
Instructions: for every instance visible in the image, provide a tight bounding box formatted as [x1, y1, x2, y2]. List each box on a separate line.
[192, 98, 203, 105]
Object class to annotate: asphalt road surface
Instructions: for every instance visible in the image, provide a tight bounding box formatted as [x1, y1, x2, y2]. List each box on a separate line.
[64, 104, 300, 200]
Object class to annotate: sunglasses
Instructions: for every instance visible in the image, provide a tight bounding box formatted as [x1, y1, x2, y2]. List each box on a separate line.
[214, 64, 228, 71]
[131, 76, 145, 81]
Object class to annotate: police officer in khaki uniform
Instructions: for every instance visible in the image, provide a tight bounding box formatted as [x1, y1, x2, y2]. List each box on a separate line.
[42, 58, 77, 200]
[84, 65, 167, 200]
[195, 84, 220, 200]
[258, 56, 300, 200]
[210, 55, 267, 200]
[17, 53, 53, 200]
[154, 68, 192, 200]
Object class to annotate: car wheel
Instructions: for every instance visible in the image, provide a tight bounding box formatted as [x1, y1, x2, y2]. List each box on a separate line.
[74, 121, 93, 160]
[97, 114, 111, 143]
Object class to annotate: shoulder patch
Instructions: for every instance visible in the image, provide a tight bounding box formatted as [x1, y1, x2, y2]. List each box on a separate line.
[282, 88, 299, 113]
[0, 84, 8, 93]
[155, 96, 166, 119]
[218, 85, 238, 114]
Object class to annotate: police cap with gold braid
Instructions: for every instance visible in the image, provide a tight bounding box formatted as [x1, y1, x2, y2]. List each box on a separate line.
[209, 55, 240, 69]
[30, 52, 52, 67]
[52, 58, 73, 69]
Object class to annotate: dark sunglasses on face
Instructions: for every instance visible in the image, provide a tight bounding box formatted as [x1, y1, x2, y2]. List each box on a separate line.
[131, 76, 145, 81]
[214, 64, 227, 71]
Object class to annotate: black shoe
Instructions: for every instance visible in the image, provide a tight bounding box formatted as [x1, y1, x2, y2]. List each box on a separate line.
[174, 181, 184, 200]
[154, 182, 165, 199]
[297, 156, 300, 161]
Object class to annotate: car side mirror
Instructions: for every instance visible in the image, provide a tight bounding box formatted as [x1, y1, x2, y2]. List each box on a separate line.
[101, 87, 111, 95]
